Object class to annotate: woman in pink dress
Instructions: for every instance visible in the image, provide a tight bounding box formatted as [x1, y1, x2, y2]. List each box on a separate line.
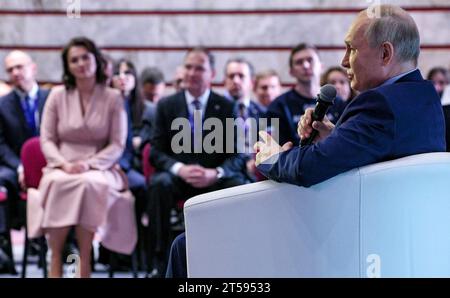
[27, 37, 136, 277]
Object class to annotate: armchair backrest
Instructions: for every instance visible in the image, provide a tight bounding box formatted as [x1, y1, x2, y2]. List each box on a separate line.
[184, 153, 450, 277]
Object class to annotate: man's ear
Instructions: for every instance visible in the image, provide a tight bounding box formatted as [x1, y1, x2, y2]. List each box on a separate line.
[381, 42, 395, 65]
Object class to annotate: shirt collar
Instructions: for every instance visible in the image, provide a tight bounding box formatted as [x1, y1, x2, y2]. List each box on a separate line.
[15, 83, 39, 101]
[381, 68, 418, 87]
[236, 97, 251, 108]
[185, 89, 210, 108]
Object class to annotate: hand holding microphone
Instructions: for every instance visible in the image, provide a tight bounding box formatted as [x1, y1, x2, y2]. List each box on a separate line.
[299, 84, 337, 146]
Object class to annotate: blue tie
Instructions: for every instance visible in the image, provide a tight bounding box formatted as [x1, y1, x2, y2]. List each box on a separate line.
[238, 103, 251, 151]
[190, 99, 202, 152]
[23, 95, 38, 136]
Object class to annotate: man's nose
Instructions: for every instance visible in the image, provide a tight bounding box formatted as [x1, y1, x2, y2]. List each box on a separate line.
[11, 68, 21, 76]
[341, 54, 349, 68]
[302, 61, 311, 69]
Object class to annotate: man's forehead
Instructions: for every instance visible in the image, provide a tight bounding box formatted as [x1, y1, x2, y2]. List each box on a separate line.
[185, 52, 208, 64]
[345, 15, 370, 44]
[292, 49, 319, 61]
[227, 62, 249, 75]
[5, 52, 32, 66]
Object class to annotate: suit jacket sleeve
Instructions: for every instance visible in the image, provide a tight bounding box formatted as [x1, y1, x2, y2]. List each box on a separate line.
[216, 101, 247, 179]
[0, 103, 21, 169]
[118, 121, 134, 172]
[139, 104, 155, 150]
[265, 100, 293, 147]
[257, 90, 395, 187]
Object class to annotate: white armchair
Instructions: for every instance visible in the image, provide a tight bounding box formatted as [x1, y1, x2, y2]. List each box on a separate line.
[184, 153, 450, 277]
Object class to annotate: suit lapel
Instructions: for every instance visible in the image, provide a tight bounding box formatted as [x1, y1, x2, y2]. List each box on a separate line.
[36, 88, 47, 116]
[10, 91, 29, 134]
[175, 91, 189, 120]
[204, 92, 222, 118]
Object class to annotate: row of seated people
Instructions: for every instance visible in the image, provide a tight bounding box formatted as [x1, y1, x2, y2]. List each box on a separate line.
[0, 35, 449, 277]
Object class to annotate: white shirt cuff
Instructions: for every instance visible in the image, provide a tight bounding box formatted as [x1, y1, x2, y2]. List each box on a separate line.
[216, 166, 225, 179]
[17, 164, 24, 175]
[170, 162, 185, 176]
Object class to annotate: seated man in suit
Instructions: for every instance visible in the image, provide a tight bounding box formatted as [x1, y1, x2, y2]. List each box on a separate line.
[255, 4, 446, 186]
[0, 50, 50, 230]
[166, 4, 446, 278]
[147, 48, 247, 276]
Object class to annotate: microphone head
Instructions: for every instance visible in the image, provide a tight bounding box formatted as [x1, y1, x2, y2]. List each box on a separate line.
[319, 84, 337, 103]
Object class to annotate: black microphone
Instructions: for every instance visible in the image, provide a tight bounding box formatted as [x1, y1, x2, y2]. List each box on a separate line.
[300, 84, 336, 147]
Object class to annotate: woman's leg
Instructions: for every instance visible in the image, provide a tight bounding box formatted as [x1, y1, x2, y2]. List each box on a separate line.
[75, 226, 95, 278]
[46, 226, 71, 278]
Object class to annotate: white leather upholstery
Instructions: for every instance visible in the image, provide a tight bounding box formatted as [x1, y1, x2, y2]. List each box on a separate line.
[184, 153, 450, 277]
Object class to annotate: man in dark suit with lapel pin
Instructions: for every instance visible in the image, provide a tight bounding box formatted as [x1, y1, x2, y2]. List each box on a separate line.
[147, 48, 247, 276]
[0, 51, 50, 230]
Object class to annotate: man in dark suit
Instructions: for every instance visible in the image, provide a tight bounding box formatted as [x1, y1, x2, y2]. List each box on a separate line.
[223, 57, 265, 182]
[255, 5, 446, 186]
[147, 48, 246, 276]
[0, 51, 49, 273]
[0, 50, 50, 229]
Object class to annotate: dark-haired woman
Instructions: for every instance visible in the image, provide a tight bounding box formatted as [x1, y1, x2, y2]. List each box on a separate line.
[27, 37, 136, 278]
[321, 66, 357, 102]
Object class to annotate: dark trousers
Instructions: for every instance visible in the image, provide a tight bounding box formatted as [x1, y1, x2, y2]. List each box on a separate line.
[166, 232, 186, 278]
[147, 171, 245, 274]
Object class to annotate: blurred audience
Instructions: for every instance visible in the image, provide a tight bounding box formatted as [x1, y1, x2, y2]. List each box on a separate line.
[108, 58, 149, 270]
[141, 67, 166, 103]
[27, 37, 136, 278]
[427, 67, 449, 99]
[223, 57, 265, 181]
[253, 69, 282, 108]
[265, 43, 347, 146]
[321, 66, 357, 102]
[102, 53, 115, 86]
[147, 48, 247, 277]
[112, 59, 148, 151]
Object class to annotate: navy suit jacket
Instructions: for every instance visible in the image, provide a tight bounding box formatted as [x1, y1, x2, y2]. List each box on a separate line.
[150, 90, 246, 179]
[0, 88, 50, 170]
[257, 70, 446, 187]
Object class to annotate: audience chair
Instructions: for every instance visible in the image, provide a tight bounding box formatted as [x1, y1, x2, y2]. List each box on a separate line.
[142, 143, 185, 229]
[20, 136, 47, 278]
